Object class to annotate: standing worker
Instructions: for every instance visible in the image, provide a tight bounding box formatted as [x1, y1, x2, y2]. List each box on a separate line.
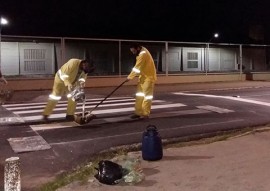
[127, 43, 157, 119]
[42, 58, 94, 121]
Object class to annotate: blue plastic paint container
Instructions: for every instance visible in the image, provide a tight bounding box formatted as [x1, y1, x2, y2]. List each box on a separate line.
[142, 125, 163, 161]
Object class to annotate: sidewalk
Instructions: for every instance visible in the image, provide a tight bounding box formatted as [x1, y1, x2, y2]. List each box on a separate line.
[58, 127, 270, 191]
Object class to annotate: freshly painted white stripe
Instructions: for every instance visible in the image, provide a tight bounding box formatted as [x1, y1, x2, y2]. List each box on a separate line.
[6, 98, 137, 111]
[6, 99, 135, 111]
[174, 92, 270, 107]
[49, 119, 244, 145]
[23, 103, 186, 121]
[3, 97, 133, 107]
[13, 100, 165, 114]
[14, 102, 135, 114]
[31, 109, 209, 131]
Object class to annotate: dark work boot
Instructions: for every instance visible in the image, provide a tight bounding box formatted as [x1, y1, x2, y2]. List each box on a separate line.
[42, 115, 49, 122]
[130, 114, 141, 119]
[66, 115, 75, 121]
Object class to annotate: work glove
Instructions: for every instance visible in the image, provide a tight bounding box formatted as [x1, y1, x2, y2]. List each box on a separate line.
[79, 81, 85, 88]
[0, 77, 8, 84]
[67, 83, 73, 91]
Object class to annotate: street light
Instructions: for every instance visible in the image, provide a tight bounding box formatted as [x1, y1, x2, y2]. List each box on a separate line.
[1, 17, 8, 25]
[209, 32, 219, 42]
[0, 17, 9, 69]
[206, 33, 219, 74]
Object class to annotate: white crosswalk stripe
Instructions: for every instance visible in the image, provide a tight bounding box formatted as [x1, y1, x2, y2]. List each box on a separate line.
[2, 97, 187, 123]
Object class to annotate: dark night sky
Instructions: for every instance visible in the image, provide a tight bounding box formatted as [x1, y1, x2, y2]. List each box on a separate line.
[1, 0, 270, 43]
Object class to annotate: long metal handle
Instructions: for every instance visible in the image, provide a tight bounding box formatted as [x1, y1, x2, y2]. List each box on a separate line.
[88, 79, 128, 114]
[82, 99, 86, 118]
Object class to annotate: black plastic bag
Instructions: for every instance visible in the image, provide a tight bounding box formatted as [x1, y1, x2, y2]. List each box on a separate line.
[94, 160, 123, 185]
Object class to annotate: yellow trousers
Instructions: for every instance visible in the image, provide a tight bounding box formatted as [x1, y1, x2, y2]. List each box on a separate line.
[134, 80, 155, 116]
[43, 76, 77, 116]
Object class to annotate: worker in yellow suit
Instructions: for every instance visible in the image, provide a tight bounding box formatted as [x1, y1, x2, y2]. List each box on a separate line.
[42, 58, 94, 121]
[127, 43, 157, 119]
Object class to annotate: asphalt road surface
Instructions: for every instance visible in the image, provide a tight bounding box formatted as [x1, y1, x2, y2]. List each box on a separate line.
[1, 82, 270, 190]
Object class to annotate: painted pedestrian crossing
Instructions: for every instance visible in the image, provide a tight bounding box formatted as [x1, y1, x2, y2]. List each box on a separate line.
[1, 96, 234, 131]
[2, 96, 187, 123]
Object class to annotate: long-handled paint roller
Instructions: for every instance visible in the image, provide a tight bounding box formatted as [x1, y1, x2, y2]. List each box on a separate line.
[74, 79, 129, 124]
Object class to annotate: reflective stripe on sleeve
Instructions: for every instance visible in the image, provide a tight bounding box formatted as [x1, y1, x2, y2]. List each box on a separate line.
[58, 70, 69, 81]
[139, 51, 146, 55]
[132, 67, 140, 73]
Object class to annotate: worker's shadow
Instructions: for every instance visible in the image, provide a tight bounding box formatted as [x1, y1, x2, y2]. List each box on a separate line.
[74, 125, 103, 129]
[142, 167, 160, 176]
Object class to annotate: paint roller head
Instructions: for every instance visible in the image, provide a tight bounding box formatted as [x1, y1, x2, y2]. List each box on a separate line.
[74, 112, 97, 125]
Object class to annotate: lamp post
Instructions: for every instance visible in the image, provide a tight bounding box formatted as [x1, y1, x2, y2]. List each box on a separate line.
[206, 33, 219, 74]
[0, 17, 8, 69]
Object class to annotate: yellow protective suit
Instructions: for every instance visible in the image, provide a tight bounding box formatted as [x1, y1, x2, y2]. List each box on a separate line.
[43, 59, 87, 117]
[128, 47, 157, 117]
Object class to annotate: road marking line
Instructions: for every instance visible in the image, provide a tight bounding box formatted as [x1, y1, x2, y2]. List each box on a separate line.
[2, 96, 133, 107]
[31, 109, 209, 131]
[13, 100, 165, 114]
[3, 97, 136, 110]
[25, 103, 186, 122]
[174, 92, 270, 107]
[0, 117, 25, 124]
[196, 105, 234, 113]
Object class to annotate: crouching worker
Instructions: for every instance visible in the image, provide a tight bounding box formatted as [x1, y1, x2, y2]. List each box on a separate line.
[42, 59, 95, 121]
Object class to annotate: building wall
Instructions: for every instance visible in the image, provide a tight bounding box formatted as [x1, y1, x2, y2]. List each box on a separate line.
[1, 42, 19, 75]
[1, 42, 55, 75]
[0, 38, 269, 77]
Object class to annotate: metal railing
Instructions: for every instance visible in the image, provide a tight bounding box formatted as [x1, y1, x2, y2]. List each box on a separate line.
[1, 35, 270, 78]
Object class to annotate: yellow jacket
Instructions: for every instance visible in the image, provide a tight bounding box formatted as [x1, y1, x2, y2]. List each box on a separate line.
[57, 59, 87, 86]
[128, 47, 157, 82]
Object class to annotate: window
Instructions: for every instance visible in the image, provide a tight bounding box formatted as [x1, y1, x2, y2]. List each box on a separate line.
[187, 52, 198, 68]
[24, 49, 46, 72]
